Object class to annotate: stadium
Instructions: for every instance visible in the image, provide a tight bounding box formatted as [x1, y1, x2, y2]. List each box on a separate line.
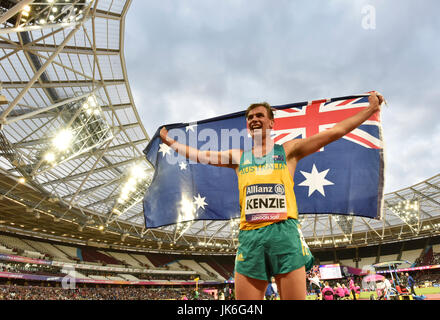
[0, 0, 439, 301]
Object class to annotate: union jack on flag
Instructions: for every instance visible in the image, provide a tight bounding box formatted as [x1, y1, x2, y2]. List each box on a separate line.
[272, 95, 383, 149]
[143, 94, 385, 228]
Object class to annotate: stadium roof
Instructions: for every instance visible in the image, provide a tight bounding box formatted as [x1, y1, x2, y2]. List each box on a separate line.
[0, 0, 439, 255]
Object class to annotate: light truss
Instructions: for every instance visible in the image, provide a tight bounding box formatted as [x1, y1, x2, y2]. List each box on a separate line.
[0, 92, 114, 178]
[0, 0, 88, 35]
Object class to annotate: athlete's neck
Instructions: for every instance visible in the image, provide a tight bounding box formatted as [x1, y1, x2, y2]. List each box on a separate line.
[252, 134, 274, 158]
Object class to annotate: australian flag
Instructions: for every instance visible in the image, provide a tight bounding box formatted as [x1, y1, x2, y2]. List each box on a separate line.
[143, 94, 384, 228]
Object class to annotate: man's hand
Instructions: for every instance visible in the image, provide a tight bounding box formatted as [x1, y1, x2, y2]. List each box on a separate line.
[159, 127, 170, 144]
[368, 92, 385, 112]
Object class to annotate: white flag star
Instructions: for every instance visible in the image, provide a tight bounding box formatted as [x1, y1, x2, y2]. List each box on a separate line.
[179, 162, 188, 170]
[298, 164, 334, 197]
[158, 143, 171, 157]
[186, 123, 197, 132]
[193, 194, 208, 210]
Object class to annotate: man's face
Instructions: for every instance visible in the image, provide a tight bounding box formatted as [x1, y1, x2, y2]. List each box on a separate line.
[246, 106, 274, 139]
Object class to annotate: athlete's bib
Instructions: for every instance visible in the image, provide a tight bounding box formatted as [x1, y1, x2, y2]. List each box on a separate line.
[245, 183, 287, 222]
[238, 144, 298, 230]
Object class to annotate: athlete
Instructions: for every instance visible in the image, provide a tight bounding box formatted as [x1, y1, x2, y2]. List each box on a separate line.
[159, 92, 384, 300]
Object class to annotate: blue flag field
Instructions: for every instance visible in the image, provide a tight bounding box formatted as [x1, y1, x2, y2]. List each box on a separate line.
[143, 94, 385, 228]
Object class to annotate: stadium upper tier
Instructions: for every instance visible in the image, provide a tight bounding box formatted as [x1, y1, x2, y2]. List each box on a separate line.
[1, 1, 440, 254]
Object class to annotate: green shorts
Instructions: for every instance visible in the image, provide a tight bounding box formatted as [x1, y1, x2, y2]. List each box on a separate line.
[235, 218, 314, 282]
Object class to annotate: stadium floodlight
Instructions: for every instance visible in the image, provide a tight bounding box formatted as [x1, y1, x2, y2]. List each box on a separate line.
[111, 163, 152, 217]
[52, 128, 74, 151]
[389, 199, 420, 227]
[333, 215, 354, 236]
[0, 92, 114, 179]
[1, 0, 89, 34]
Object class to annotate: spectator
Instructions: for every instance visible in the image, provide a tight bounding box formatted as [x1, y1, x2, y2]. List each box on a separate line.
[383, 277, 392, 300]
[334, 283, 345, 300]
[265, 277, 279, 300]
[406, 273, 417, 295]
[342, 284, 350, 299]
[308, 272, 322, 300]
[399, 272, 408, 288]
[349, 278, 357, 300]
[321, 282, 334, 301]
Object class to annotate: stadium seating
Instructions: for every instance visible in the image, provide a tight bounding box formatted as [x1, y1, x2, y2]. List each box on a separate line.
[401, 249, 423, 264]
[0, 244, 13, 255]
[144, 253, 177, 268]
[339, 259, 354, 267]
[88, 275, 110, 281]
[53, 244, 79, 260]
[166, 261, 186, 271]
[129, 254, 156, 268]
[0, 234, 38, 252]
[379, 254, 398, 263]
[106, 276, 126, 281]
[104, 251, 143, 268]
[80, 247, 122, 265]
[119, 274, 140, 281]
[358, 257, 376, 269]
[199, 262, 225, 281]
[179, 260, 211, 280]
[432, 244, 440, 253]
[23, 239, 73, 262]
[204, 256, 235, 279]
[204, 259, 231, 280]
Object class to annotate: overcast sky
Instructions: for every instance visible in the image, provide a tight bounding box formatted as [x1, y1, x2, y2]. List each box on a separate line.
[124, 0, 440, 193]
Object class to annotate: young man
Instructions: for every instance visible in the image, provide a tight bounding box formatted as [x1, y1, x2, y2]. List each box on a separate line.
[406, 272, 417, 295]
[160, 92, 384, 300]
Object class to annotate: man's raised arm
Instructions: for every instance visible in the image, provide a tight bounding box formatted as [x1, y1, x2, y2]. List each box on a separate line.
[284, 92, 384, 161]
[159, 127, 241, 169]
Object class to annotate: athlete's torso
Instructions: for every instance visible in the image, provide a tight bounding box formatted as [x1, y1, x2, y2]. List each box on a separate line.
[237, 144, 298, 230]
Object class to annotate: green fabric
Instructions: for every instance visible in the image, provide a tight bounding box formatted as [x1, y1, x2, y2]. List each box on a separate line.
[235, 219, 314, 281]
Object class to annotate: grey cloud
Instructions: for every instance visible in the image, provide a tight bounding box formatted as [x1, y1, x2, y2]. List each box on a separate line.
[125, 0, 439, 192]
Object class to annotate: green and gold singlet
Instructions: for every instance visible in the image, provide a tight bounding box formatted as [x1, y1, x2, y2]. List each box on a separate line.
[238, 144, 298, 230]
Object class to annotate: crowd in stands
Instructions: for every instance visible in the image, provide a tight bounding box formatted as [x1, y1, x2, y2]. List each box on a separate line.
[0, 261, 197, 282]
[0, 285, 215, 300]
[1, 262, 63, 277]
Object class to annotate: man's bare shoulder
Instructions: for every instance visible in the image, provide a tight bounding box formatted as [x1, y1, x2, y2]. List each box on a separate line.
[282, 139, 303, 159]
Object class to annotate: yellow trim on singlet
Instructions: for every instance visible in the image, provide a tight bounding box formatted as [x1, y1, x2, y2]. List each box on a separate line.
[238, 144, 298, 230]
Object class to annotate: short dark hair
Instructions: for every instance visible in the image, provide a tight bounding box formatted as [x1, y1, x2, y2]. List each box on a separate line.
[245, 102, 274, 120]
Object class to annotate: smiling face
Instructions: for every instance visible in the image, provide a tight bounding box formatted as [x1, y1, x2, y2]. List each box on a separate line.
[246, 106, 274, 140]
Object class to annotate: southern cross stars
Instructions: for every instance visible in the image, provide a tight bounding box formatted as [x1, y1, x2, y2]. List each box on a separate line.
[158, 143, 171, 157]
[186, 123, 197, 132]
[193, 194, 208, 210]
[298, 164, 334, 197]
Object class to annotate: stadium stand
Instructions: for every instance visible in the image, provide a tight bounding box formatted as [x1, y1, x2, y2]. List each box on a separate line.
[208, 256, 235, 279]
[339, 259, 354, 267]
[144, 253, 177, 268]
[179, 260, 211, 280]
[166, 261, 186, 271]
[199, 262, 226, 281]
[23, 240, 72, 262]
[379, 254, 398, 263]
[80, 248, 122, 265]
[119, 274, 140, 281]
[105, 251, 143, 268]
[0, 245, 13, 255]
[0, 234, 39, 253]
[401, 249, 423, 264]
[129, 254, 156, 268]
[53, 244, 79, 260]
